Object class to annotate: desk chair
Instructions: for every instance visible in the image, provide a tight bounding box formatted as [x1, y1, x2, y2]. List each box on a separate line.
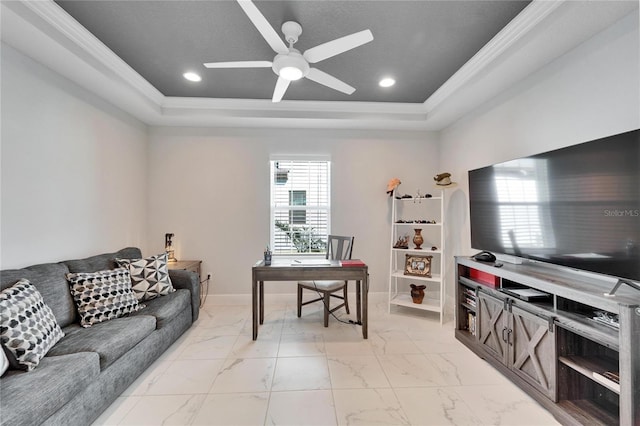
[297, 235, 354, 327]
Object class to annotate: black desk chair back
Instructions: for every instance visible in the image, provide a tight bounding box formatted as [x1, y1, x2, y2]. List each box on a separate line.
[297, 235, 354, 327]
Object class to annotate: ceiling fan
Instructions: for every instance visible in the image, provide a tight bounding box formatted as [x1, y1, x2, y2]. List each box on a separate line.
[203, 0, 374, 102]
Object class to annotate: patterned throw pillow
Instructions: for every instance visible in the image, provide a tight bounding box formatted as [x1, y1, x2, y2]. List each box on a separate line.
[0, 279, 65, 371]
[1, 347, 9, 376]
[66, 268, 143, 328]
[116, 253, 175, 301]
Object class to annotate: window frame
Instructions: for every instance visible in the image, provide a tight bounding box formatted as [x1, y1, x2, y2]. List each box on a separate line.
[269, 156, 331, 257]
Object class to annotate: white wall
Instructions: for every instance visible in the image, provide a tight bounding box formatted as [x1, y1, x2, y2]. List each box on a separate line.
[0, 44, 149, 268]
[147, 126, 439, 294]
[439, 12, 639, 303]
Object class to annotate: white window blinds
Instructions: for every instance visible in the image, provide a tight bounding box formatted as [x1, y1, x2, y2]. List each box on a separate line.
[270, 159, 330, 255]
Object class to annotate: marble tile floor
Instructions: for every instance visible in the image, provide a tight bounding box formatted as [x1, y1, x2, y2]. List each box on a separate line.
[92, 297, 560, 426]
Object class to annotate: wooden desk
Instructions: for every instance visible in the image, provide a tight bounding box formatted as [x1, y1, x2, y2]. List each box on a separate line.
[251, 259, 369, 340]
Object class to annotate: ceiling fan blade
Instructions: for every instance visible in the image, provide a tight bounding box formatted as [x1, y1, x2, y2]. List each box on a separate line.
[204, 61, 272, 69]
[303, 29, 373, 64]
[306, 68, 355, 95]
[272, 76, 290, 102]
[237, 0, 288, 54]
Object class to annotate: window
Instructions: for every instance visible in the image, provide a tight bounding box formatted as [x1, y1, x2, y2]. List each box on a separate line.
[270, 158, 330, 255]
[289, 190, 307, 224]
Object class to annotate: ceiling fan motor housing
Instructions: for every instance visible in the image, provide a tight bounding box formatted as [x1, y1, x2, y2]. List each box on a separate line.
[281, 21, 302, 44]
[272, 49, 309, 80]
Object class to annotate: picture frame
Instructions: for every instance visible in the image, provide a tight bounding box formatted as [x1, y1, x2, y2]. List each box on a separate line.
[404, 254, 433, 277]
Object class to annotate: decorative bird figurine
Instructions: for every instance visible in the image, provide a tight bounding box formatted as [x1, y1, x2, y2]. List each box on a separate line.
[386, 178, 401, 196]
[434, 173, 452, 186]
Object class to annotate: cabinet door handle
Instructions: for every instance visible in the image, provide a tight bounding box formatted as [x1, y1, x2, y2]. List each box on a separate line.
[502, 327, 508, 342]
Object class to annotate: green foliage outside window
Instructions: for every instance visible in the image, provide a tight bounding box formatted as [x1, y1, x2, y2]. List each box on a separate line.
[275, 221, 326, 253]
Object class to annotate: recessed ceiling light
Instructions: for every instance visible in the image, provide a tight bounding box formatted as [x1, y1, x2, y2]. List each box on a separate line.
[183, 72, 202, 82]
[379, 77, 395, 88]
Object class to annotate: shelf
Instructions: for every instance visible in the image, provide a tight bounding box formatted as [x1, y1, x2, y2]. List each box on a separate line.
[390, 293, 441, 312]
[391, 271, 442, 283]
[459, 276, 477, 286]
[458, 276, 490, 289]
[392, 248, 441, 254]
[556, 399, 619, 426]
[460, 302, 476, 312]
[394, 196, 442, 201]
[559, 356, 620, 394]
[455, 329, 477, 346]
[389, 189, 445, 323]
[554, 311, 619, 351]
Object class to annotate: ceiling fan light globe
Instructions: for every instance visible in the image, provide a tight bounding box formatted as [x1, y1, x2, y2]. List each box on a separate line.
[272, 51, 309, 81]
[280, 66, 304, 81]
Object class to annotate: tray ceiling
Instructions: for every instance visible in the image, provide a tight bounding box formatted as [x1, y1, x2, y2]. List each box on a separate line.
[3, 1, 636, 129]
[55, 0, 530, 103]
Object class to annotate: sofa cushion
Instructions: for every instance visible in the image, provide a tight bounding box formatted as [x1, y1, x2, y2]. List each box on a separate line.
[133, 289, 190, 329]
[64, 247, 142, 273]
[0, 351, 100, 426]
[116, 252, 175, 301]
[67, 268, 143, 327]
[168, 269, 200, 322]
[48, 315, 156, 370]
[0, 279, 64, 371]
[0, 262, 76, 328]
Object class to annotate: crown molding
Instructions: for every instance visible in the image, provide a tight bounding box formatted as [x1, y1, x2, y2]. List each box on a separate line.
[3, 0, 633, 130]
[424, 0, 564, 113]
[160, 97, 429, 127]
[16, 0, 164, 106]
[157, 99, 431, 130]
[163, 96, 426, 115]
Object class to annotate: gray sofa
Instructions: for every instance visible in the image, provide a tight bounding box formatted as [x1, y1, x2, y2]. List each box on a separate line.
[0, 247, 200, 426]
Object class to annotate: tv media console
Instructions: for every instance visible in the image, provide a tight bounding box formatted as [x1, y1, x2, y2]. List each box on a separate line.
[454, 256, 639, 425]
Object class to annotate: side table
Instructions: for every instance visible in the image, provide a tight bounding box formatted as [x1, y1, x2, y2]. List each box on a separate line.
[168, 260, 207, 307]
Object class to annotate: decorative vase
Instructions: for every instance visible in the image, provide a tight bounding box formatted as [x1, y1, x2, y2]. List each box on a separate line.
[413, 229, 424, 249]
[410, 284, 426, 304]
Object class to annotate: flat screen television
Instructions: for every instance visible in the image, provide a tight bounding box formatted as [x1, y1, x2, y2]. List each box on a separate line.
[469, 129, 640, 284]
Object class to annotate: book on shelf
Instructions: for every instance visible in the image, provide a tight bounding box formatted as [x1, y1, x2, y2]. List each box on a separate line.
[467, 312, 476, 336]
[340, 259, 366, 267]
[591, 310, 619, 329]
[600, 371, 619, 384]
[593, 371, 620, 393]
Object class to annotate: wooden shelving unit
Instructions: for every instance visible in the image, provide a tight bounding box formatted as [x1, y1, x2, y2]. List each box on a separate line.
[454, 256, 639, 425]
